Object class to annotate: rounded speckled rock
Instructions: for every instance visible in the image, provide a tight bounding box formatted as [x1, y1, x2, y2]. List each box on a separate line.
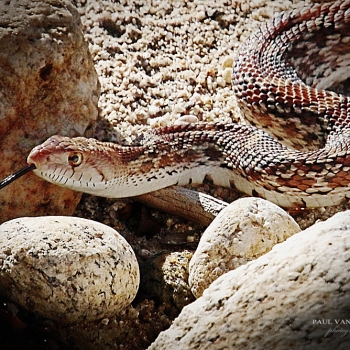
[0, 216, 140, 324]
[189, 198, 301, 298]
[150, 211, 350, 350]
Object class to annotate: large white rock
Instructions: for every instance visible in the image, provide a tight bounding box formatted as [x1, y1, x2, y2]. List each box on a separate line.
[0, 216, 140, 324]
[149, 211, 350, 349]
[189, 198, 300, 297]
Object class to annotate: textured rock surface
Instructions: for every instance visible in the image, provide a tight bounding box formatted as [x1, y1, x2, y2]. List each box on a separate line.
[0, 0, 100, 223]
[161, 251, 194, 310]
[189, 198, 301, 298]
[149, 211, 350, 349]
[0, 216, 139, 324]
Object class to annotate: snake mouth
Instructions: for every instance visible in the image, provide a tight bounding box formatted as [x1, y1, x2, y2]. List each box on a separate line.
[26, 144, 50, 167]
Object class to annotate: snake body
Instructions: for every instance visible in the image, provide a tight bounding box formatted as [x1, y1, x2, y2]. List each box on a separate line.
[27, 0, 350, 208]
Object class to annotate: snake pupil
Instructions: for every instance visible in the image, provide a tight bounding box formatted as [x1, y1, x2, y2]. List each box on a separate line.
[68, 152, 83, 167]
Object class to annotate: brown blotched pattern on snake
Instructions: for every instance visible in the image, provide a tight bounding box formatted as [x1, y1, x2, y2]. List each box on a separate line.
[27, 0, 350, 209]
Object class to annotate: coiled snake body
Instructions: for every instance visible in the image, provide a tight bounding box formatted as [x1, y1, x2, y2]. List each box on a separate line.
[27, 0, 350, 208]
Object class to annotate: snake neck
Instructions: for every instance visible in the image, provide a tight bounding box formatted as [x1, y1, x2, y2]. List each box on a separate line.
[28, 123, 248, 198]
[27, 122, 350, 208]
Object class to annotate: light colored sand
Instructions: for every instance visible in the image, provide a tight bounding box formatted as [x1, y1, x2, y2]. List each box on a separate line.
[75, 0, 313, 141]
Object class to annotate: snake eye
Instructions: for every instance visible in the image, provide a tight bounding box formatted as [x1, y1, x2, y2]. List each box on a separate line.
[68, 152, 83, 167]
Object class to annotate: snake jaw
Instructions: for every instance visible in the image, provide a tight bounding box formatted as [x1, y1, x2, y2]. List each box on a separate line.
[26, 135, 129, 196]
[27, 136, 76, 187]
[26, 136, 97, 191]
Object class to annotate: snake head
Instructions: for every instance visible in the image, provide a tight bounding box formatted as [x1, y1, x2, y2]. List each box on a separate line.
[27, 135, 117, 196]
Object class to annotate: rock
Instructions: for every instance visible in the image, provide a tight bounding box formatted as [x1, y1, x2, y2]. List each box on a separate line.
[149, 211, 350, 349]
[0, 216, 139, 324]
[161, 251, 195, 310]
[189, 198, 300, 298]
[0, 0, 100, 223]
[138, 251, 195, 315]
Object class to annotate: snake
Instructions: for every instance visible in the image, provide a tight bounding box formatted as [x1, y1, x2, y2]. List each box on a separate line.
[4, 0, 350, 209]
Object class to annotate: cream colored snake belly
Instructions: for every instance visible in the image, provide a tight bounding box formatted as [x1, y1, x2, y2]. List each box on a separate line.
[23, 0, 350, 208]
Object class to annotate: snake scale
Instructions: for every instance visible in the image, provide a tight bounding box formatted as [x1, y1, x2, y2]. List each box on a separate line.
[22, 0, 350, 208]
